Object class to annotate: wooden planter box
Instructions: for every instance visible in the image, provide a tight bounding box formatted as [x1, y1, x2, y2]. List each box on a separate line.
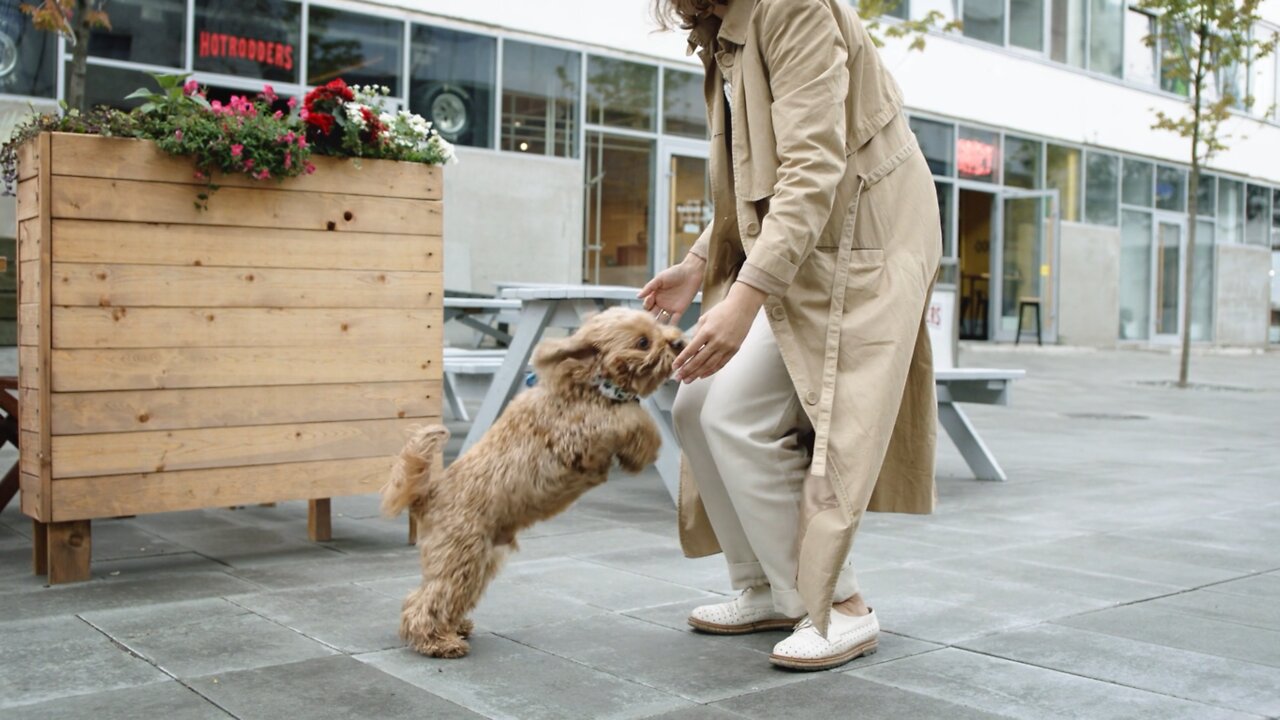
[16, 132, 443, 583]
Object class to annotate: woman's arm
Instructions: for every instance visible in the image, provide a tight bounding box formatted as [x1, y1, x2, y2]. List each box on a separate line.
[735, 0, 851, 298]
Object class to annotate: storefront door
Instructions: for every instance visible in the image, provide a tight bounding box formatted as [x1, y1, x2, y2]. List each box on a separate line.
[654, 139, 711, 272]
[994, 188, 1060, 343]
[584, 132, 655, 286]
[1152, 216, 1186, 342]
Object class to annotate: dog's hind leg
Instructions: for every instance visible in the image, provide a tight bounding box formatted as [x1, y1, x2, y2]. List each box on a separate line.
[401, 527, 503, 658]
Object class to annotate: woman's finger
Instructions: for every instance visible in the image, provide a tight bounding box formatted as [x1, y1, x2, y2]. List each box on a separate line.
[638, 277, 660, 298]
[677, 336, 719, 380]
[683, 347, 726, 382]
[674, 322, 709, 369]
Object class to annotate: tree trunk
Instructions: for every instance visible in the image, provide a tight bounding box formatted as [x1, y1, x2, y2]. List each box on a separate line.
[65, 2, 92, 112]
[1178, 18, 1211, 389]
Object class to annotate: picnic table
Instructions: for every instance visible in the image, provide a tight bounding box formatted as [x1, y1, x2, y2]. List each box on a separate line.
[443, 296, 522, 347]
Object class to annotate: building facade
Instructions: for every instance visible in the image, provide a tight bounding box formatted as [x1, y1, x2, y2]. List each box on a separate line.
[0, 0, 1277, 347]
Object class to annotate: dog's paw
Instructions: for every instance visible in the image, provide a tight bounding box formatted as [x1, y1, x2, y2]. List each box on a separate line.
[458, 619, 475, 638]
[411, 633, 470, 658]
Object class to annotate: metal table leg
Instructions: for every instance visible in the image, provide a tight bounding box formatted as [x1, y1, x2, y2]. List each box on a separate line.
[937, 401, 1007, 481]
[460, 300, 556, 452]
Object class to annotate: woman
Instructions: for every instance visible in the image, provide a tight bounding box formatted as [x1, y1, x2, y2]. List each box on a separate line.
[640, 0, 942, 671]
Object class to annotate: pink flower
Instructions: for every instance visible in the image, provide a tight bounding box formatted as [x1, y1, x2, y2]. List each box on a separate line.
[262, 84, 277, 102]
[194, 170, 207, 181]
[283, 151, 292, 169]
[254, 168, 271, 180]
[210, 100, 223, 113]
[183, 79, 199, 96]
[173, 129, 183, 142]
[304, 162, 316, 175]
[243, 159, 255, 170]
[230, 144, 243, 157]
[273, 110, 283, 119]
[287, 97, 298, 110]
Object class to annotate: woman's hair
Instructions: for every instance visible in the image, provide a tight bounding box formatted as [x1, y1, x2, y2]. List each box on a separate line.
[651, 0, 721, 30]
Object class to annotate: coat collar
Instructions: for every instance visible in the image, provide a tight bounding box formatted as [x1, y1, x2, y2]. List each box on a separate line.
[685, 0, 756, 55]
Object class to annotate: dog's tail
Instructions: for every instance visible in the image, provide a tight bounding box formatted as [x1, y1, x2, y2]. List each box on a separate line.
[381, 424, 451, 518]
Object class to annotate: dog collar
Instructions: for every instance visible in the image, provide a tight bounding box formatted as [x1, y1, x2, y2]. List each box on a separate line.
[593, 376, 638, 403]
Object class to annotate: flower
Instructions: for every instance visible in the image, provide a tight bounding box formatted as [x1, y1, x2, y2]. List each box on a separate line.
[243, 159, 255, 170]
[303, 161, 317, 175]
[230, 144, 243, 157]
[305, 111, 334, 134]
[183, 79, 199, 96]
[283, 151, 292, 169]
[174, 129, 183, 142]
[254, 168, 271, 180]
[262, 84, 277, 102]
[273, 110, 283, 119]
[287, 97, 297, 110]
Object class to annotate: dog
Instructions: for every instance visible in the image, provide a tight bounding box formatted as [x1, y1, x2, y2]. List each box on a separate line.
[381, 307, 686, 658]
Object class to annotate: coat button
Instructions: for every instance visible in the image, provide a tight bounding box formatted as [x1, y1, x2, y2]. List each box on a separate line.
[720, 53, 735, 68]
[745, 221, 760, 236]
[804, 391, 819, 405]
[770, 306, 786, 321]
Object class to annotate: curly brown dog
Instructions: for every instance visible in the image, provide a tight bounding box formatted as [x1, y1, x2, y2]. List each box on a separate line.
[381, 307, 685, 658]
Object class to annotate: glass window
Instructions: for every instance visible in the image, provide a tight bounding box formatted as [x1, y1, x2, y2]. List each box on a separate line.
[957, 126, 999, 183]
[911, 117, 954, 176]
[963, 0, 1005, 45]
[1273, 188, 1280, 230]
[1119, 210, 1153, 340]
[1159, 19, 1191, 95]
[1246, 184, 1271, 246]
[587, 56, 656, 131]
[77, 63, 153, 110]
[886, 0, 910, 19]
[1217, 179, 1244, 244]
[195, 0, 300, 83]
[502, 40, 580, 158]
[1010, 0, 1044, 51]
[662, 68, 706, 139]
[409, 25, 495, 148]
[1085, 152, 1119, 225]
[1046, 145, 1082, 222]
[1003, 136, 1042, 189]
[1122, 159, 1153, 207]
[89, 0, 186, 67]
[0, 3, 57, 97]
[936, 181, 954, 257]
[585, 133, 653, 286]
[1196, 174, 1215, 217]
[1088, 0, 1123, 77]
[1124, 9, 1157, 85]
[308, 8, 403, 94]
[1051, 0, 1087, 67]
[1155, 165, 1185, 212]
[1251, 36, 1275, 120]
[1190, 219, 1214, 342]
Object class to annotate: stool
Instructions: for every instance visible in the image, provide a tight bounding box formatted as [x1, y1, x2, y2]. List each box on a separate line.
[1015, 297, 1042, 346]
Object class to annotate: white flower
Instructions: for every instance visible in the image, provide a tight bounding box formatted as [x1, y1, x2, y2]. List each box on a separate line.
[345, 103, 368, 128]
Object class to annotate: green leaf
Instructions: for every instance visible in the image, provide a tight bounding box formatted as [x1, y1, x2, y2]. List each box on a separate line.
[124, 88, 154, 101]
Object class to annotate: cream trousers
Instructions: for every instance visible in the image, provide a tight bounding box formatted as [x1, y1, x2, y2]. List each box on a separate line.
[673, 310, 859, 617]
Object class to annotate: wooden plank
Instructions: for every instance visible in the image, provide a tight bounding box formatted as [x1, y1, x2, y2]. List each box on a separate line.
[53, 307, 440, 349]
[51, 220, 440, 272]
[50, 346, 441, 392]
[37, 132, 53, 523]
[46, 520, 91, 584]
[51, 177, 442, 236]
[17, 138, 39, 181]
[18, 304, 39, 346]
[20, 431, 40, 476]
[50, 456, 396, 520]
[308, 498, 332, 542]
[19, 261, 40, 304]
[50, 380, 440, 435]
[50, 133, 442, 200]
[16, 179, 39, 221]
[52, 416, 430, 478]
[18, 220, 41, 264]
[20, 388, 40, 433]
[52, 263, 442, 309]
[18, 347, 40, 387]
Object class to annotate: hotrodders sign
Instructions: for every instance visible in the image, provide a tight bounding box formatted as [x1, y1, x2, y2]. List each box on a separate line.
[193, 0, 301, 82]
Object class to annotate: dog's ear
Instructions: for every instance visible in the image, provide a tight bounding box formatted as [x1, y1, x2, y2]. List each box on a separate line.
[532, 335, 597, 371]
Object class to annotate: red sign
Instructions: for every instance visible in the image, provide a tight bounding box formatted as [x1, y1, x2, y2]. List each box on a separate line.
[957, 138, 995, 179]
[198, 31, 294, 71]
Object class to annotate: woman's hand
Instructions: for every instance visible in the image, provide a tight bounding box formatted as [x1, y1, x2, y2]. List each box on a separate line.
[674, 282, 767, 383]
[638, 254, 705, 325]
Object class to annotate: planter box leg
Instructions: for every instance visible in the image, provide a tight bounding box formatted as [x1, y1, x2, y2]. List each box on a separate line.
[308, 499, 331, 542]
[408, 514, 417, 546]
[47, 520, 91, 584]
[32, 519, 48, 576]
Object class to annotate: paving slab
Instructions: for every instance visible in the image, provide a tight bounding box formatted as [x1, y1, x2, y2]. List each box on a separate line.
[360, 635, 690, 720]
[1203, 573, 1280, 599]
[961, 623, 1280, 717]
[81, 597, 336, 678]
[850, 647, 1260, 720]
[504, 613, 816, 704]
[228, 549, 420, 591]
[0, 616, 169, 710]
[717, 673, 1013, 720]
[0, 571, 260, 622]
[913, 553, 1180, 603]
[189, 655, 481, 720]
[501, 556, 716, 611]
[228, 583, 404, 653]
[1055, 603, 1280, 668]
[152, 524, 338, 568]
[0, 681, 232, 720]
[1141, 589, 1280, 632]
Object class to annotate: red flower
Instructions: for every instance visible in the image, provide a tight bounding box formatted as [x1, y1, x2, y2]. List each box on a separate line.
[305, 111, 335, 134]
[359, 106, 385, 138]
[325, 78, 354, 101]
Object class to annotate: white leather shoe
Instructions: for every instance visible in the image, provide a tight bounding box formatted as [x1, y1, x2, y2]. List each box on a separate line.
[769, 609, 879, 670]
[688, 587, 801, 635]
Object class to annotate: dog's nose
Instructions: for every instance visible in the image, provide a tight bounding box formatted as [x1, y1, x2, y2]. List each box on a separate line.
[670, 338, 686, 353]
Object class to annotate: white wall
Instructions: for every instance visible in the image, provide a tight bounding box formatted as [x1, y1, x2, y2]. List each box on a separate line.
[442, 147, 585, 293]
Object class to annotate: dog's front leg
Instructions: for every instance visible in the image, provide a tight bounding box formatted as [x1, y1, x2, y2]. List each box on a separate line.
[615, 414, 662, 473]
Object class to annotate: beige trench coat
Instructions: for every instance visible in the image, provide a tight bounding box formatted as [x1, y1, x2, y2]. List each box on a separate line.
[678, 0, 943, 634]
